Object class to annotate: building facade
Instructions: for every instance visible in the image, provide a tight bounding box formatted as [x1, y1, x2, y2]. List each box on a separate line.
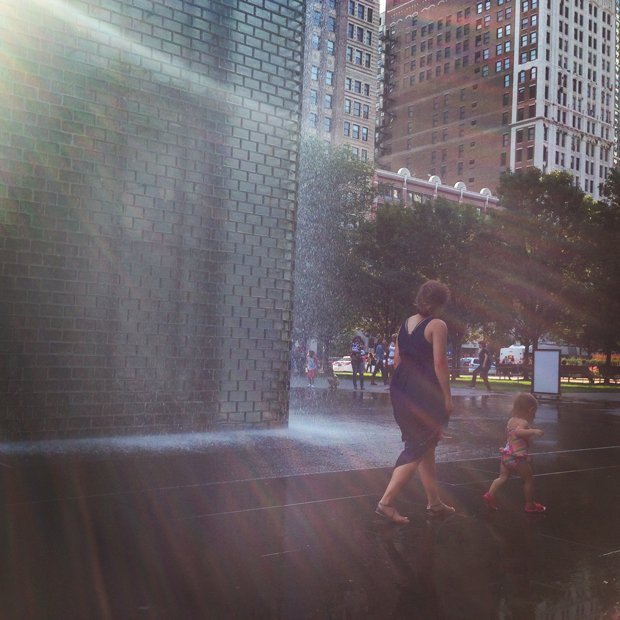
[378, 0, 616, 199]
[301, 0, 380, 162]
[374, 168, 499, 209]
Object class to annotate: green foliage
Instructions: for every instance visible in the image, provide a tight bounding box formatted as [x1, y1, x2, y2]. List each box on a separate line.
[488, 168, 593, 361]
[349, 197, 488, 349]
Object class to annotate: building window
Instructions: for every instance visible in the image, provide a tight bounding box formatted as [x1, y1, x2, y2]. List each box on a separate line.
[352, 124, 360, 139]
[516, 149, 523, 162]
[527, 146, 534, 159]
[354, 101, 361, 116]
[313, 11, 321, 25]
[501, 152, 507, 165]
[327, 40, 334, 55]
[310, 90, 318, 105]
[363, 104, 369, 119]
[328, 17, 335, 31]
[311, 66, 319, 80]
[503, 133, 509, 146]
[324, 117, 331, 132]
[347, 47, 353, 61]
[355, 50, 362, 64]
[362, 127, 368, 141]
[344, 121, 350, 136]
[344, 99, 351, 113]
[326, 71, 333, 85]
[325, 94, 332, 109]
[354, 80, 361, 93]
[309, 113, 317, 128]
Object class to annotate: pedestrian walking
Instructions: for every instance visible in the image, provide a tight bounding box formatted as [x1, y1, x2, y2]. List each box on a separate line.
[470, 340, 493, 391]
[350, 336, 366, 390]
[384, 334, 397, 389]
[375, 280, 454, 524]
[370, 338, 387, 386]
[483, 393, 546, 513]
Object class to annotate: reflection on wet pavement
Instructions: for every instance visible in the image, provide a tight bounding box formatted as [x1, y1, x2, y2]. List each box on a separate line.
[0, 391, 619, 618]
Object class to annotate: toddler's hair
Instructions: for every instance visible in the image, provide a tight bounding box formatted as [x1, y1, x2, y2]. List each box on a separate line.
[308, 350, 315, 357]
[510, 392, 538, 418]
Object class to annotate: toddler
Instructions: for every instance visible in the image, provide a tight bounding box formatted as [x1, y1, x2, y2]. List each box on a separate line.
[483, 393, 546, 513]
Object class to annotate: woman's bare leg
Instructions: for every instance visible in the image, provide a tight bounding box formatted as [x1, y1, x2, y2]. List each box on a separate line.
[379, 460, 419, 506]
[417, 445, 440, 507]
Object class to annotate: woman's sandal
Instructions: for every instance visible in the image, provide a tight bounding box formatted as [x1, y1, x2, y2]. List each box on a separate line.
[426, 501, 456, 517]
[375, 501, 410, 524]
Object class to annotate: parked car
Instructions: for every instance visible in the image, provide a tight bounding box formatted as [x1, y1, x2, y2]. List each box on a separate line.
[460, 357, 477, 367]
[467, 358, 497, 375]
[332, 356, 352, 374]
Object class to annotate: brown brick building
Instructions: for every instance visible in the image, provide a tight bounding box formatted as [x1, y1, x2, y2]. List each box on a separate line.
[377, 0, 616, 198]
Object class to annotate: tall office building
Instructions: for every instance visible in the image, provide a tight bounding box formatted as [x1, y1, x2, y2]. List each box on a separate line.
[302, 0, 380, 162]
[377, 0, 616, 198]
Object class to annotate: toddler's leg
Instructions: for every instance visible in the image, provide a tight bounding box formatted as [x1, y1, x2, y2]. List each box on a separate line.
[514, 462, 535, 505]
[488, 462, 512, 497]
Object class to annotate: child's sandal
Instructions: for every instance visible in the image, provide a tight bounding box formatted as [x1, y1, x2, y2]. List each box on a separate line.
[483, 492, 497, 510]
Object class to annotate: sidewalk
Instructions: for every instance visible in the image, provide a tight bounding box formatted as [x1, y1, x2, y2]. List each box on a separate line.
[1, 392, 619, 618]
[291, 373, 620, 401]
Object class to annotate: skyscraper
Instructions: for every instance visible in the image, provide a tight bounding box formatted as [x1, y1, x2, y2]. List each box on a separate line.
[302, 0, 380, 162]
[377, 0, 616, 198]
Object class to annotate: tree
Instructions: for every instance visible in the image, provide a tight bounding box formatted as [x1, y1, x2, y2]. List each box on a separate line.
[293, 139, 377, 359]
[576, 169, 620, 378]
[350, 197, 489, 371]
[489, 169, 591, 363]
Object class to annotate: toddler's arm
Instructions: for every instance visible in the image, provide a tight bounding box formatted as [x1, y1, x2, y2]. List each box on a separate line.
[514, 422, 544, 438]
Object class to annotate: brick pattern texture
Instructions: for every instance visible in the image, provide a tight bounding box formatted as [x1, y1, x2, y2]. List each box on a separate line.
[0, 0, 303, 440]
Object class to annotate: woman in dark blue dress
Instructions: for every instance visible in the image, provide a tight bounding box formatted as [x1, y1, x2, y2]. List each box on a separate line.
[376, 281, 454, 524]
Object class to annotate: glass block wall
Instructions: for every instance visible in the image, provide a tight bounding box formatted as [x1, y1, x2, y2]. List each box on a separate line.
[0, 0, 304, 439]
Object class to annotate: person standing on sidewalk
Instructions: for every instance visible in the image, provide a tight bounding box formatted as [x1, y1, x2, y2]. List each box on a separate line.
[350, 336, 366, 391]
[370, 338, 386, 386]
[384, 334, 397, 389]
[375, 280, 454, 524]
[470, 341, 493, 391]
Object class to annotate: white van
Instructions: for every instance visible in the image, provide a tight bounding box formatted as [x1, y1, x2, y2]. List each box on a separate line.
[499, 345, 527, 364]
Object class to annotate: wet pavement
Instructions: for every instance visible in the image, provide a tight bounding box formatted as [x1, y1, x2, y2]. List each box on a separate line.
[1, 390, 620, 619]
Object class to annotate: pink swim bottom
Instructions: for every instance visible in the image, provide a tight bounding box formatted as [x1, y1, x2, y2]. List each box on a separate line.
[501, 453, 530, 470]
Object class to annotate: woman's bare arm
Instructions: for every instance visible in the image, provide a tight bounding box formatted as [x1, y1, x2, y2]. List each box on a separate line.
[428, 319, 452, 413]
